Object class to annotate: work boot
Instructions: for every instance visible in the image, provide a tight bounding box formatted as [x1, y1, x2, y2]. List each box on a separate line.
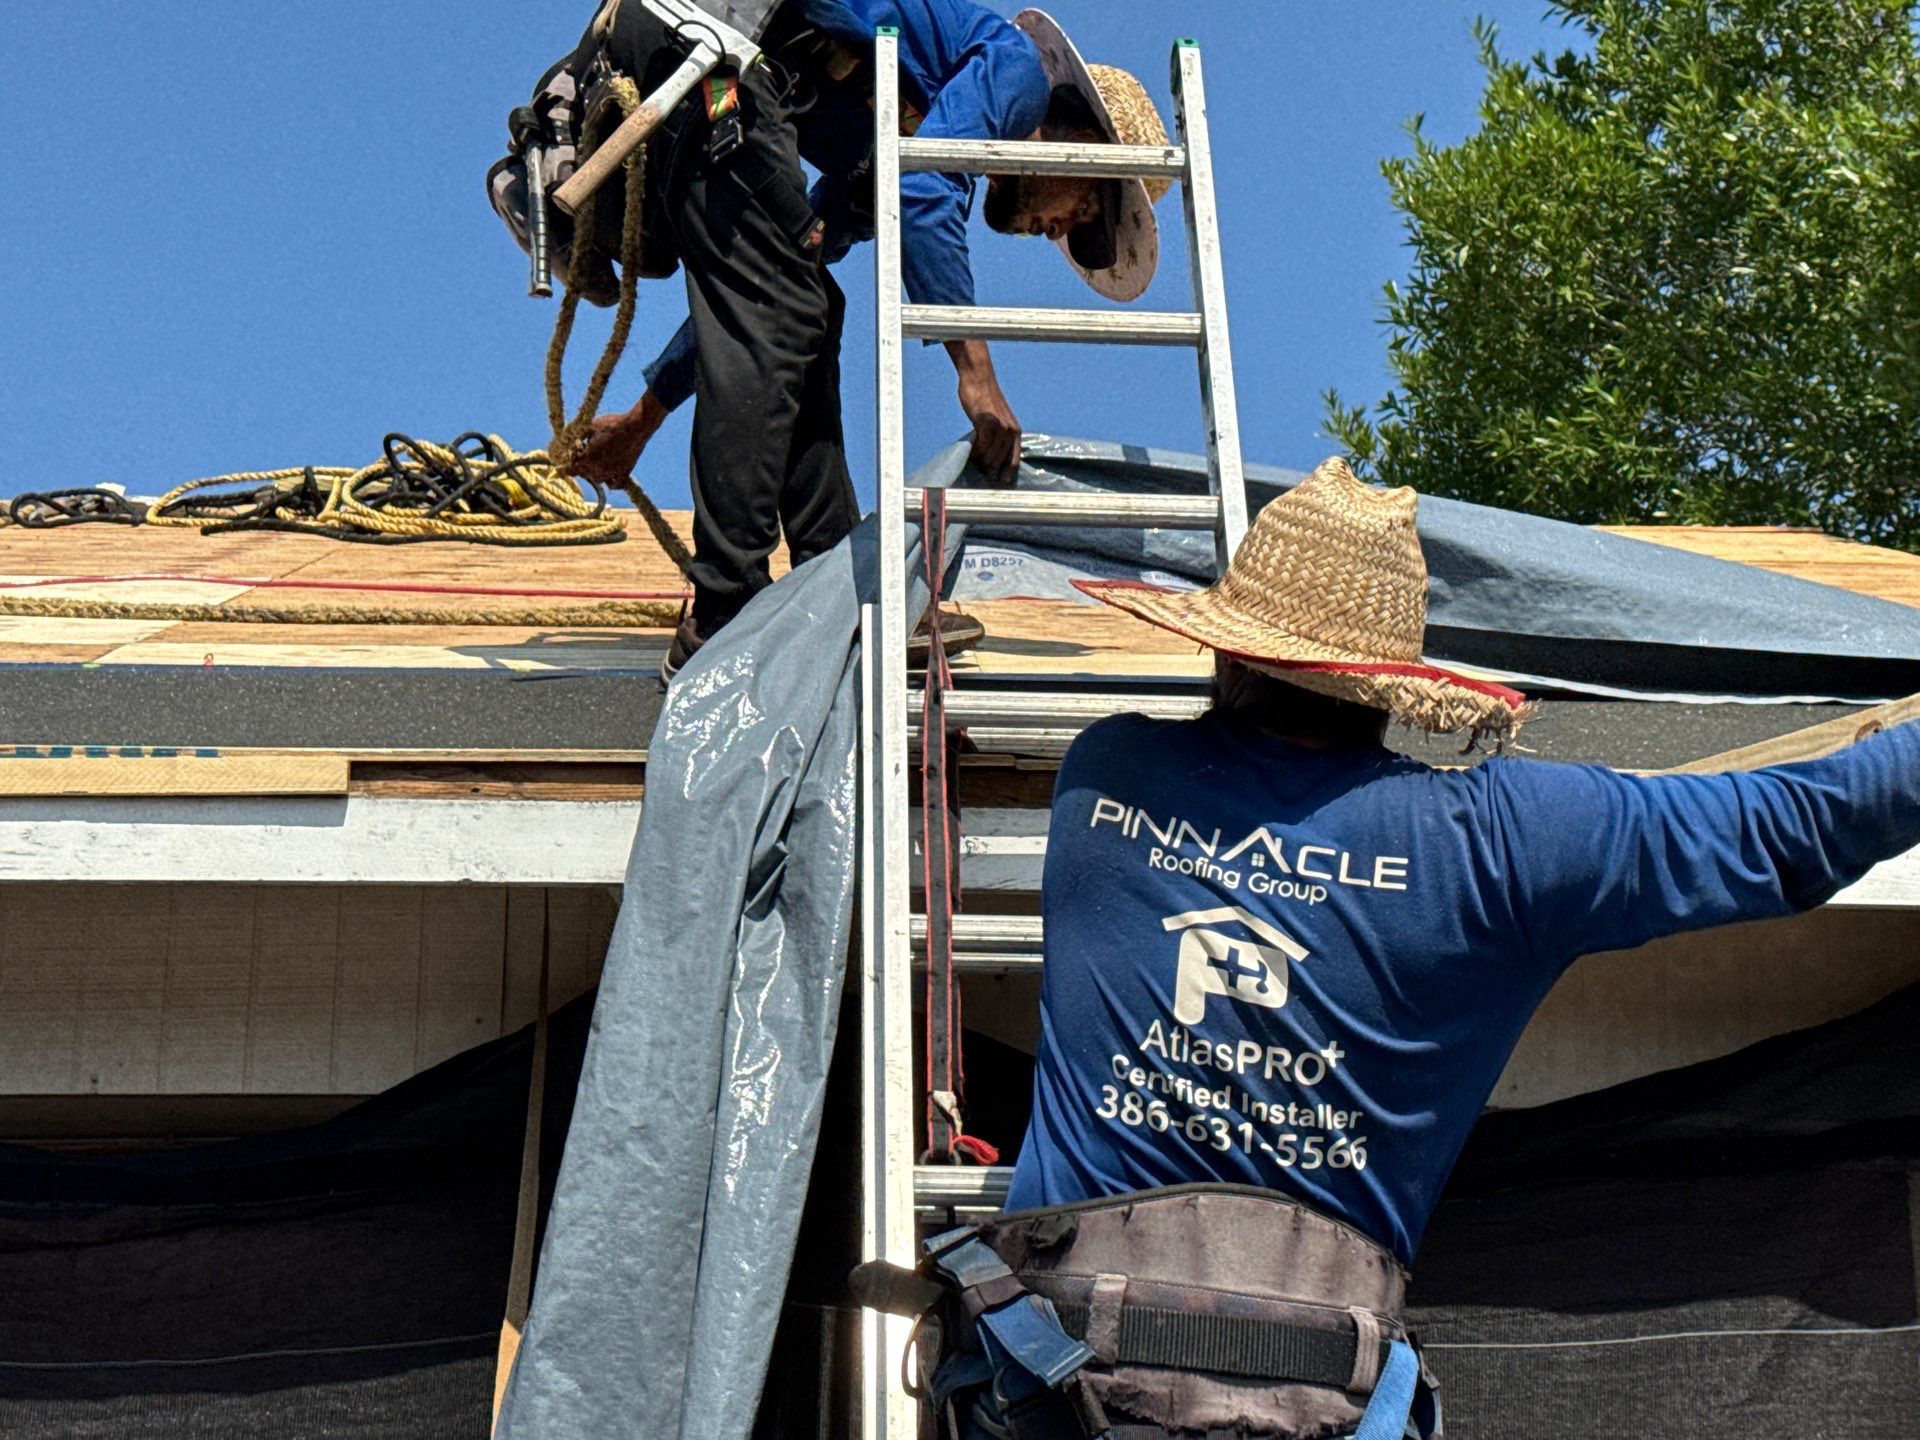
[660, 613, 708, 684]
[908, 607, 985, 669]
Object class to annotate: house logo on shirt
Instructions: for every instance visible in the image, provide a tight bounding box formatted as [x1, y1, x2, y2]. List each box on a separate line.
[1163, 906, 1310, 1025]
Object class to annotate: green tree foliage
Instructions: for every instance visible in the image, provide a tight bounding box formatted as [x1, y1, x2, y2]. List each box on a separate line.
[1327, 1, 1920, 548]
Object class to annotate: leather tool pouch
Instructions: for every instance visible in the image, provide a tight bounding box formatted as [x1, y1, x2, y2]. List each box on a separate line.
[938, 1184, 1438, 1439]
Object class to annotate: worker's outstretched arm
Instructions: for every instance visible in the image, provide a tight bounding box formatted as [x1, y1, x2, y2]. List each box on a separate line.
[1488, 720, 1920, 966]
[944, 339, 1020, 483]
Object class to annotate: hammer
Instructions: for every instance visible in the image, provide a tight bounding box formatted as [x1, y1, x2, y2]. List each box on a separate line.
[552, 0, 767, 218]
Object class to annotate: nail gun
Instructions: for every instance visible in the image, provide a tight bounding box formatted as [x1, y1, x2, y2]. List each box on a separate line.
[507, 103, 558, 297]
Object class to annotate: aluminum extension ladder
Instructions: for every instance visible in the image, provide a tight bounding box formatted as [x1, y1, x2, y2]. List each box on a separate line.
[856, 28, 1249, 1437]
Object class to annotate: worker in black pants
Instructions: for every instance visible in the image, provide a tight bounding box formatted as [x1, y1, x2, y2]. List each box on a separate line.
[567, 5, 1175, 679]
[599, 4, 857, 671]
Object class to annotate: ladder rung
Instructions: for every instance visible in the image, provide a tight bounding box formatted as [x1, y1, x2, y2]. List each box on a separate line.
[909, 685, 1210, 758]
[934, 687, 1210, 730]
[901, 305, 1204, 347]
[915, 1163, 1014, 1214]
[898, 137, 1187, 181]
[905, 487, 1220, 529]
[912, 913, 1043, 972]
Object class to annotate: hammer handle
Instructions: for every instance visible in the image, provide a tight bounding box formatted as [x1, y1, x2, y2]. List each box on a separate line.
[553, 43, 718, 216]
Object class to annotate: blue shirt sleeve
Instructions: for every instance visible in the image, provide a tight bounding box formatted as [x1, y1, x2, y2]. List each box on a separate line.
[640, 318, 697, 413]
[900, 29, 1049, 307]
[1488, 720, 1920, 967]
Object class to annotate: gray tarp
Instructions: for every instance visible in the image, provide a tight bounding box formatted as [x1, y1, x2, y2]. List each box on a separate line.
[497, 448, 967, 1440]
[959, 437, 1920, 701]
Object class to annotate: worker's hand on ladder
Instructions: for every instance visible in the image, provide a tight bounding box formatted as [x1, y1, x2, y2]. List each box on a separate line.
[947, 341, 1023, 486]
[567, 391, 671, 485]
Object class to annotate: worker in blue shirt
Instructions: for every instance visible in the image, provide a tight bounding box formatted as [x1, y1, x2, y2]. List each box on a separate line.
[566, 5, 1173, 676]
[913, 460, 1920, 1440]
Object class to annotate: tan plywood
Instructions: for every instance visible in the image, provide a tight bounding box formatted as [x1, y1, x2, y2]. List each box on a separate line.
[416, 889, 510, 1073]
[160, 883, 257, 1093]
[1605, 524, 1920, 609]
[0, 753, 349, 797]
[95, 638, 669, 671]
[501, 886, 620, 1034]
[332, 888, 429, 1094]
[1497, 907, 1920, 1106]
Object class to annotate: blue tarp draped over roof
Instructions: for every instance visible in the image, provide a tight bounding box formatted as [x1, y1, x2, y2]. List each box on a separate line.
[955, 437, 1920, 702]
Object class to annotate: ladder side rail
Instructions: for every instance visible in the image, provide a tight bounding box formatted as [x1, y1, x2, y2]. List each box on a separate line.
[858, 606, 918, 1440]
[1171, 41, 1250, 569]
[866, 30, 919, 1440]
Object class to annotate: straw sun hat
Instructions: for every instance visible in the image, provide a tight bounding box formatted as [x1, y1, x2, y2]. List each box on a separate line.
[1013, 9, 1172, 302]
[1077, 459, 1536, 743]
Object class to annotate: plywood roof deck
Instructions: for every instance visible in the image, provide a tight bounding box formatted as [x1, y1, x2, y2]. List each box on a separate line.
[0, 514, 697, 670]
[0, 514, 1912, 680]
[1602, 524, 1920, 609]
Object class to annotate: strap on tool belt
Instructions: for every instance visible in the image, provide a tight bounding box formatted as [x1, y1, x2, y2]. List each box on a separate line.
[1044, 1295, 1390, 1391]
[854, 1228, 1110, 1438]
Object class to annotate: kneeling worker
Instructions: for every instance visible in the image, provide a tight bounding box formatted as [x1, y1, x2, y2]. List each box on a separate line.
[919, 461, 1920, 1437]
[563, 4, 1173, 675]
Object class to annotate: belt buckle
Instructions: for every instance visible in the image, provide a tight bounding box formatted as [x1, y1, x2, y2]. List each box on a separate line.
[707, 111, 746, 165]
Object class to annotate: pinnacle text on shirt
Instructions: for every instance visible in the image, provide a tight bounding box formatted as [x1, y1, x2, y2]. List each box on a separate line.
[1089, 796, 1412, 894]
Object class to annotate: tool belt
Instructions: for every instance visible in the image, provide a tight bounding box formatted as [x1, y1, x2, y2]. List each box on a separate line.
[853, 1183, 1442, 1440]
[487, 21, 683, 308]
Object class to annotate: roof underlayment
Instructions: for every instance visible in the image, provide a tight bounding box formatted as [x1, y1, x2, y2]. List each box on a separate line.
[957, 437, 1920, 703]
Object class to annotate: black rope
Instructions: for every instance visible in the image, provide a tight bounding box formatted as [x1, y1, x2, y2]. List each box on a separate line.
[148, 467, 329, 525]
[9, 489, 148, 528]
[192, 517, 627, 547]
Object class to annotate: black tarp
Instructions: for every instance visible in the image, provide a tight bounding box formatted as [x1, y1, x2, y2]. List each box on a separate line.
[1412, 982, 1920, 1436]
[2, 982, 1913, 1437]
[0, 995, 593, 1440]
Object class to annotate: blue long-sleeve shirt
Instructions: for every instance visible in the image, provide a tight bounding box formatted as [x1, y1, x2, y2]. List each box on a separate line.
[1003, 712, 1920, 1264]
[639, 0, 1048, 410]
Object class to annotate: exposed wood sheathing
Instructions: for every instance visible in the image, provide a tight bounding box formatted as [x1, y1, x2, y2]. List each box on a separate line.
[0, 512, 699, 668]
[1604, 524, 1920, 609]
[0, 516, 1910, 675]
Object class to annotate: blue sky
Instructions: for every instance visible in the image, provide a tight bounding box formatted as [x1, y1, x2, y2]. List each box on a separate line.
[0, 2, 1582, 508]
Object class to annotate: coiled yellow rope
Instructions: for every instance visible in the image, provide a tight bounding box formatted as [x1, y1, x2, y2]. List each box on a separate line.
[144, 436, 625, 546]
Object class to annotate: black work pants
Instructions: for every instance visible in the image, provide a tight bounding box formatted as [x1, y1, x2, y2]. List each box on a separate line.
[608, 10, 860, 635]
